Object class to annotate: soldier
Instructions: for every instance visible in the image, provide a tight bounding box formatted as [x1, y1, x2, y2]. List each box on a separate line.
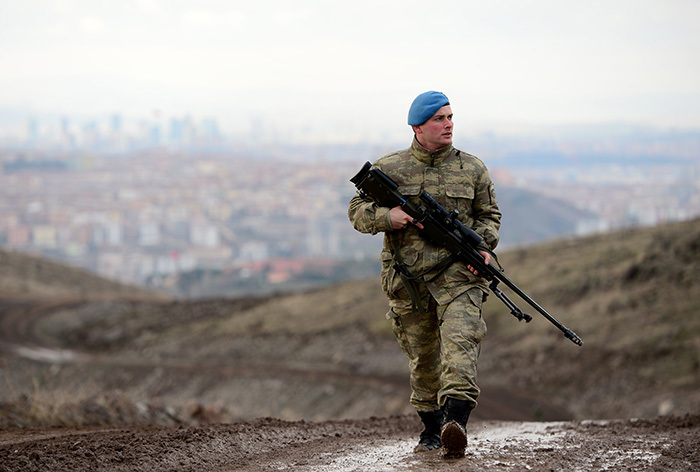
[348, 91, 501, 458]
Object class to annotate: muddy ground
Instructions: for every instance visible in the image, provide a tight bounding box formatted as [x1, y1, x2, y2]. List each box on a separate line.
[1, 272, 699, 471]
[1, 414, 699, 471]
[1, 292, 699, 471]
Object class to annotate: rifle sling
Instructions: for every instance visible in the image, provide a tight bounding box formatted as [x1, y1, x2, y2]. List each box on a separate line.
[389, 232, 455, 316]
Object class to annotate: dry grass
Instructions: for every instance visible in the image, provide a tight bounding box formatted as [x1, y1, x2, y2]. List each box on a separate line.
[1, 218, 699, 426]
[0, 248, 159, 298]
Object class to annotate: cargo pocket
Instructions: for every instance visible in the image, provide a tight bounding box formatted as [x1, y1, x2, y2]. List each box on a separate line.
[465, 286, 485, 313]
[382, 248, 418, 299]
[380, 251, 394, 295]
[465, 287, 488, 344]
[438, 287, 488, 345]
[389, 309, 414, 358]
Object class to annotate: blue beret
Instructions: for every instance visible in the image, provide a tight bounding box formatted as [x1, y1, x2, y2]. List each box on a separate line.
[407, 91, 450, 126]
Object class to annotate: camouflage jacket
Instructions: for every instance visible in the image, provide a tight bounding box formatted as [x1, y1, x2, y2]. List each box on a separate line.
[348, 137, 501, 307]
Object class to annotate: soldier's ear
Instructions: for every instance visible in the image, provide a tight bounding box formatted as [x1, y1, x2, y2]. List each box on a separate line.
[412, 125, 422, 135]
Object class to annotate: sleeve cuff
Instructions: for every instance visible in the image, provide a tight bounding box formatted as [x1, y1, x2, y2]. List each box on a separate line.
[375, 206, 393, 232]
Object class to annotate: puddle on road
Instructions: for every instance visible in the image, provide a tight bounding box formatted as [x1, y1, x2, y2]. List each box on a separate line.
[1, 342, 86, 363]
[469, 421, 668, 471]
[269, 423, 574, 472]
[268, 439, 419, 472]
[314, 422, 572, 472]
[471, 421, 568, 443]
[317, 440, 418, 472]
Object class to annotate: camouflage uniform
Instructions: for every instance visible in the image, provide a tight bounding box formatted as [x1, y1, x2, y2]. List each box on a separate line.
[348, 137, 501, 413]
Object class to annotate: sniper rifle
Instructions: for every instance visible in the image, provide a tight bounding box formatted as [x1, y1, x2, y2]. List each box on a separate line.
[350, 161, 583, 347]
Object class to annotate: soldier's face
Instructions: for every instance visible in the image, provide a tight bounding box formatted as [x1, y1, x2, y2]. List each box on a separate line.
[413, 105, 453, 152]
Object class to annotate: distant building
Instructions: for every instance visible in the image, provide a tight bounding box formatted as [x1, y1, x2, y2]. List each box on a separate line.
[6, 224, 30, 246]
[26, 118, 39, 145]
[138, 223, 161, 246]
[239, 241, 268, 262]
[189, 223, 220, 248]
[32, 225, 57, 249]
[110, 114, 122, 134]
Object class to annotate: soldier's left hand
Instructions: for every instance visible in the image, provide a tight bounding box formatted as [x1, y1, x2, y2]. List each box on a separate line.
[467, 251, 490, 275]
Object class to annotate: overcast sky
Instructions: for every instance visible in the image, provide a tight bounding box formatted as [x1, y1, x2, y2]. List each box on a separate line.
[1, 0, 699, 140]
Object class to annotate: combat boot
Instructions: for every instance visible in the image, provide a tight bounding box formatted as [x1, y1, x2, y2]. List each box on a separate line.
[440, 397, 472, 458]
[413, 409, 443, 452]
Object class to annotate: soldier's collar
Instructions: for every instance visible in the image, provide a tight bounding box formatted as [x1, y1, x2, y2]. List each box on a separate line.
[411, 137, 454, 166]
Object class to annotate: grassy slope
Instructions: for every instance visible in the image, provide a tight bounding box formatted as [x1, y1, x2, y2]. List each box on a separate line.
[478, 217, 700, 418]
[3, 218, 699, 423]
[0, 248, 159, 298]
[187, 217, 700, 420]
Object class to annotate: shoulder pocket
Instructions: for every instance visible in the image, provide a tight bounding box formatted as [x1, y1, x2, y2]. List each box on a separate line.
[445, 185, 474, 199]
[445, 185, 474, 218]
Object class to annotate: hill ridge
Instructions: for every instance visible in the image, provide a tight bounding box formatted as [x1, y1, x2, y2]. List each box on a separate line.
[0, 218, 699, 427]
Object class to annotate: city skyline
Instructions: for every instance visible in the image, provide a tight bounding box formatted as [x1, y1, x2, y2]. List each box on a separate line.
[1, 139, 697, 296]
[3, 108, 699, 162]
[2, 1, 700, 142]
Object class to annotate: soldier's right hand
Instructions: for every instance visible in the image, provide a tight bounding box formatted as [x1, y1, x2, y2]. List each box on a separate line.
[389, 206, 424, 230]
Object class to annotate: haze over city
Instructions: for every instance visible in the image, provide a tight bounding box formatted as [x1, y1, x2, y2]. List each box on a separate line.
[2, 0, 700, 142]
[1, 1, 699, 296]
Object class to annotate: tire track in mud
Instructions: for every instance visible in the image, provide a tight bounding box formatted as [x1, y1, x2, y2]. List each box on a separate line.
[0, 296, 90, 363]
[0, 296, 415, 392]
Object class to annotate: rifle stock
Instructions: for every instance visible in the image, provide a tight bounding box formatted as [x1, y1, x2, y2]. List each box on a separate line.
[351, 161, 583, 347]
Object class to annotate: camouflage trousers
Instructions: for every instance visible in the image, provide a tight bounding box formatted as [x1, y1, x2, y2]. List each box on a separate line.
[387, 285, 487, 412]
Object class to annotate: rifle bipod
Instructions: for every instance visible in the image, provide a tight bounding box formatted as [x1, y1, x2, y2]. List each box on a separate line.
[489, 279, 533, 323]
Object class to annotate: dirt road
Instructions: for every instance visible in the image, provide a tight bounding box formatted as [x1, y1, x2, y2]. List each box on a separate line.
[1, 414, 698, 471]
[1, 297, 698, 471]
